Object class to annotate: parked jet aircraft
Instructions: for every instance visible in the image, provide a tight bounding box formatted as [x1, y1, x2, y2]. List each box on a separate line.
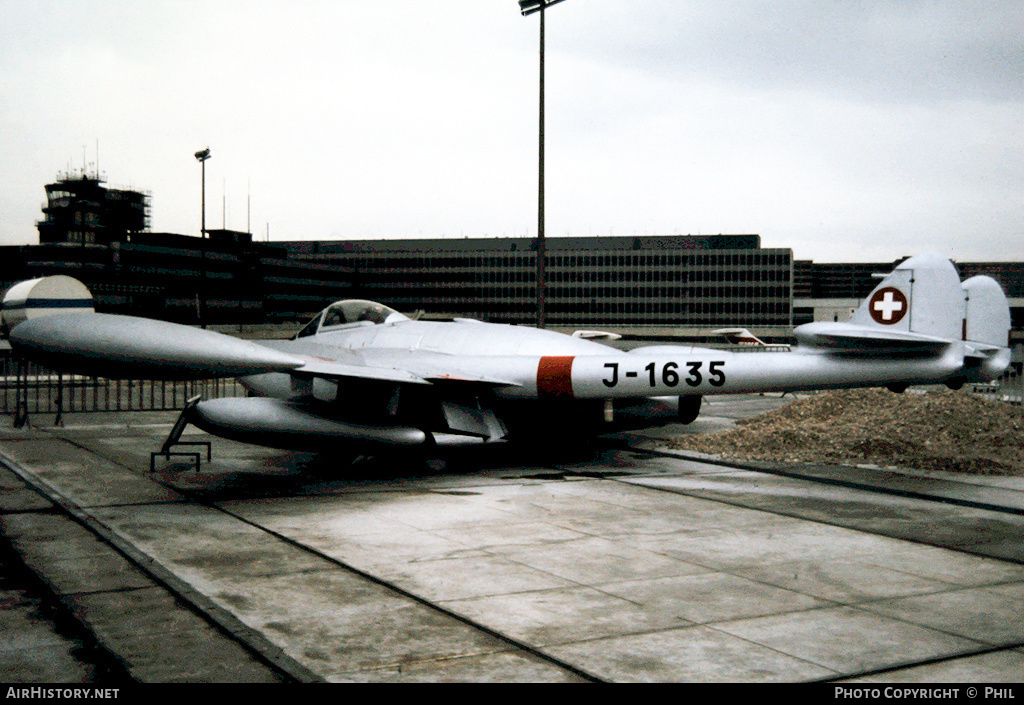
[4, 253, 1012, 453]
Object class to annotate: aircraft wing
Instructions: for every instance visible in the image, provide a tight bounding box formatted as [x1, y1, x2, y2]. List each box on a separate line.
[284, 342, 522, 388]
[292, 357, 520, 387]
[292, 357, 430, 385]
[8, 309, 523, 388]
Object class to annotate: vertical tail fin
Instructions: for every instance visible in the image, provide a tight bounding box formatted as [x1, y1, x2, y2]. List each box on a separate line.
[849, 252, 964, 341]
[961, 274, 1012, 382]
[962, 275, 1010, 349]
[795, 253, 1011, 383]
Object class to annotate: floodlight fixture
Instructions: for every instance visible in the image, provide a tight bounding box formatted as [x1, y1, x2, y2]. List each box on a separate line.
[519, 0, 567, 17]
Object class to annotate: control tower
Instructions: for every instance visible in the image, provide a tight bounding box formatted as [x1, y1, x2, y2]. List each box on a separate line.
[36, 171, 150, 245]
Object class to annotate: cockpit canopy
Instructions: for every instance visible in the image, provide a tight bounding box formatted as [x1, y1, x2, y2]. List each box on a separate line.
[294, 300, 408, 339]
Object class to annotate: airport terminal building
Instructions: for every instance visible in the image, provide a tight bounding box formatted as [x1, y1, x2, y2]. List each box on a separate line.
[3, 172, 1021, 345]
[282, 235, 794, 328]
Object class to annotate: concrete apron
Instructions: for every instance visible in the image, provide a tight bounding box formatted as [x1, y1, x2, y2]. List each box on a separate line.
[1, 414, 1024, 682]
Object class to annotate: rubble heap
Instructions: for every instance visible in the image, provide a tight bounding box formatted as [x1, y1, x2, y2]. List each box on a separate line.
[666, 388, 1023, 475]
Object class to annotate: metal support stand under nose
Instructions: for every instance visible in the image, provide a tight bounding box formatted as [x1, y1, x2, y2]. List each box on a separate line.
[150, 395, 211, 472]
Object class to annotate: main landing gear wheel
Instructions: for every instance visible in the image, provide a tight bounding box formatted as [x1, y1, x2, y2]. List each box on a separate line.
[677, 395, 702, 425]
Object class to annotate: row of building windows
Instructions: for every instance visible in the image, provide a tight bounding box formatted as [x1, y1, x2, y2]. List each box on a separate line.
[359, 267, 790, 285]
[317, 251, 790, 271]
[362, 281, 789, 299]
[398, 299, 790, 326]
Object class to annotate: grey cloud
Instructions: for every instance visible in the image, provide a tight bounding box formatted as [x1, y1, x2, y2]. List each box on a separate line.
[559, 1, 1024, 104]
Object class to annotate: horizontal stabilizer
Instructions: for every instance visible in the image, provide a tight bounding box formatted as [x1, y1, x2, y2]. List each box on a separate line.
[792, 253, 1010, 381]
[794, 322, 952, 353]
[9, 313, 305, 379]
[713, 328, 767, 346]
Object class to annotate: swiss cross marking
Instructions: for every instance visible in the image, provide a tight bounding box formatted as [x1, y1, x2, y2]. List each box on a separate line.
[868, 287, 908, 325]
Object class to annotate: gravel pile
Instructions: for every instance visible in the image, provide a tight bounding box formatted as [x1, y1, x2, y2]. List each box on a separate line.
[666, 388, 1024, 475]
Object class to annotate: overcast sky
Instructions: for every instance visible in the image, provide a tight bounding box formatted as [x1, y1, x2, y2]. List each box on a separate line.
[1, 0, 1021, 262]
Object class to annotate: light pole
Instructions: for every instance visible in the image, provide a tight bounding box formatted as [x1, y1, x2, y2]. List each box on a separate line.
[519, 0, 567, 328]
[194, 148, 211, 238]
[194, 148, 211, 325]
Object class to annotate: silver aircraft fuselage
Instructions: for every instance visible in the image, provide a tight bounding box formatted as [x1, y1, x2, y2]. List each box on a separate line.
[5, 253, 1012, 452]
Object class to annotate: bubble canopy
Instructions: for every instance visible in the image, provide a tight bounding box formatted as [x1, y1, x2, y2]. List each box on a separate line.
[295, 300, 409, 338]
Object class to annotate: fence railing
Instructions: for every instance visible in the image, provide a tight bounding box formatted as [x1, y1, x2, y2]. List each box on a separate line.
[973, 372, 1023, 405]
[0, 353, 246, 424]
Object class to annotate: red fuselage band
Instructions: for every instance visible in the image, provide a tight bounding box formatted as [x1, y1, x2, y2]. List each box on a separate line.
[537, 356, 575, 399]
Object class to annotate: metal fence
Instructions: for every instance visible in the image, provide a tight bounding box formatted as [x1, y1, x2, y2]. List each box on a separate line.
[973, 371, 1023, 405]
[0, 353, 245, 424]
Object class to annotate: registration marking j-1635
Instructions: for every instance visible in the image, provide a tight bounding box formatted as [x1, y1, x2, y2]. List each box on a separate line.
[602, 360, 727, 389]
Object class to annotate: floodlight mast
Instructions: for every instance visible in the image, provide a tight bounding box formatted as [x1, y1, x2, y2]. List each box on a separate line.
[519, 0, 567, 328]
[194, 148, 211, 239]
[194, 148, 211, 326]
